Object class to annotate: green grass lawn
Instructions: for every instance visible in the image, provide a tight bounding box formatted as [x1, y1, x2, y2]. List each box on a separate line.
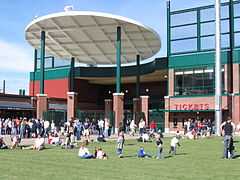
[0, 137, 240, 180]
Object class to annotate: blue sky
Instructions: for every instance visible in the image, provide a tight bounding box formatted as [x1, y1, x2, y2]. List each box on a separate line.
[0, 0, 229, 94]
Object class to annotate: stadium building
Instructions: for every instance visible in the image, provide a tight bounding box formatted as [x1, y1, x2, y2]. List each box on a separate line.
[24, 0, 240, 132]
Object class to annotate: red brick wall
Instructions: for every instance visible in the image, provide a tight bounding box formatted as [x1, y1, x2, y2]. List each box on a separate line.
[29, 79, 69, 99]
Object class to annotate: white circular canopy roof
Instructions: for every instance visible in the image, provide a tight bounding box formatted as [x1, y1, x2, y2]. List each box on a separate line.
[25, 11, 161, 65]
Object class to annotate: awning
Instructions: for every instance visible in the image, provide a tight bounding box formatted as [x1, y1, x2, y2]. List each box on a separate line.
[0, 101, 34, 110]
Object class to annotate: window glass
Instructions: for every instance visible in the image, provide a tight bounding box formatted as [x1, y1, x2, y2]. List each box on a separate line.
[201, 8, 215, 22]
[235, 33, 240, 47]
[200, 20, 229, 36]
[174, 67, 218, 96]
[221, 5, 229, 19]
[171, 38, 197, 53]
[234, 3, 240, 17]
[234, 18, 240, 32]
[171, 25, 197, 40]
[221, 20, 229, 33]
[201, 22, 215, 36]
[201, 36, 215, 50]
[171, 11, 197, 26]
[45, 58, 53, 68]
[54, 59, 71, 67]
[221, 34, 230, 48]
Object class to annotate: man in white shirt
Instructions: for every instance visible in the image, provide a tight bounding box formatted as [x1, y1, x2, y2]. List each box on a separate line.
[98, 119, 104, 135]
[169, 136, 181, 155]
[78, 144, 93, 159]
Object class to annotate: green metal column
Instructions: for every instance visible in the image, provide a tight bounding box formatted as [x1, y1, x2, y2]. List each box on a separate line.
[197, 9, 201, 51]
[51, 57, 55, 68]
[167, 0, 171, 57]
[69, 57, 75, 92]
[136, 54, 140, 98]
[116, 26, 121, 93]
[229, 0, 234, 117]
[166, 0, 171, 97]
[40, 31, 45, 94]
[33, 49, 37, 96]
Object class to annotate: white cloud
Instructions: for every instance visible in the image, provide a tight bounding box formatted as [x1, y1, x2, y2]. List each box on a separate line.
[0, 39, 32, 94]
[0, 40, 33, 72]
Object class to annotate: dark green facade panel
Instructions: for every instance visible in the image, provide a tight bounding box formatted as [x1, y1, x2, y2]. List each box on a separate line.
[30, 68, 70, 81]
[169, 49, 240, 68]
[30, 57, 168, 81]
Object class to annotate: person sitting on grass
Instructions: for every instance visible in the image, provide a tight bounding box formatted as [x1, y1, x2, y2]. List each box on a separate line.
[137, 146, 151, 158]
[78, 143, 94, 159]
[156, 134, 164, 159]
[0, 136, 8, 149]
[96, 147, 108, 160]
[11, 135, 20, 149]
[22, 135, 45, 151]
[116, 131, 125, 158]
[169, 135, 181, 155]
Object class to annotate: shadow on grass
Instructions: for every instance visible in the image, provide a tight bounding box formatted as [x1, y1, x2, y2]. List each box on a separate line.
[125, 143, 137, 146]
[176, 152, 188, 156]
[232, 154, 240, 159]
[164, 153, 188, 159]
[121, 154, 138, 158]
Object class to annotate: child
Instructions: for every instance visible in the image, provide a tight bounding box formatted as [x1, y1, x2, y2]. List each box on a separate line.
[156, 134, 163, 159]
[169, 136, 181, 155]
[137, 146, 151, 158]
[116, 131, 124, 158]
[96, 147, 108, 160]
[11, 135, 20, 149]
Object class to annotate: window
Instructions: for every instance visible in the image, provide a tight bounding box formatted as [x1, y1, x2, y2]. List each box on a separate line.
[221, 34, 230, 48]
[234, 3, 240, 17]
[201, 8, 215, 22]
[201, 22, 215, 36]
[235, 33, 240, 47]
[171, 25, 197, 40]
[174, 67, 224, 96]
[171, 38, 197, 53]
[201, 36, 215, 50]
[171, 11, 197, 26]
[234, 18, 240, 32]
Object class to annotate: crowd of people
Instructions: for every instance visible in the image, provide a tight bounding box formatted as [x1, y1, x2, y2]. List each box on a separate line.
[0, 115, 238, 160]
[183, 118, 214, 139]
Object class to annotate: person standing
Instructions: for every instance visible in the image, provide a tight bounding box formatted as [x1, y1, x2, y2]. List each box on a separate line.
[104, 118, 110, 138]
[116, 131, 125, 158]
[156, 134, 164, 159]
[98, 119, 104, 136]
[220, 117, 235, 159]
[130, 120, 137, 136]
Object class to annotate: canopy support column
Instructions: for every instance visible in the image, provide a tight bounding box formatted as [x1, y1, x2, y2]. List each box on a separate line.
[113, 26, 124, 133]
[67, 57, 77, 121]
[37, 31, 48, 119]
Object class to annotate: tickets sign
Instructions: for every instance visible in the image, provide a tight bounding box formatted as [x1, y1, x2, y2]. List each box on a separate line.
[174, 103, 210, 111]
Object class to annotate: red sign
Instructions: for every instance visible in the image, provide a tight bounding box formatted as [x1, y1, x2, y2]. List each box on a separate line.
[174, 103, 209, 111]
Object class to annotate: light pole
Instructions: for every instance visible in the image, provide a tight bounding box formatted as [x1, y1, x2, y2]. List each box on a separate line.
[215, 0, 222, 136]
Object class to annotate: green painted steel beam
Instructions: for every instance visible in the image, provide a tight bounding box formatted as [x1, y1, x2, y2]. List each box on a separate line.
[197, 9, 201, 51]
[33, 49, 38, 96]
[69, 57, 75, 92]
[167, 0, 171, 98]
[116, 26, 121, 93]
[167, 0, 171, 57]
[136, 54, 140, 98]
[40, 31, 45, 94]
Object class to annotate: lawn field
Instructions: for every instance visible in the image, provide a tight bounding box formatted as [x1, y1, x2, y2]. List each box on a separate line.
[0, 137, 240, 180]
